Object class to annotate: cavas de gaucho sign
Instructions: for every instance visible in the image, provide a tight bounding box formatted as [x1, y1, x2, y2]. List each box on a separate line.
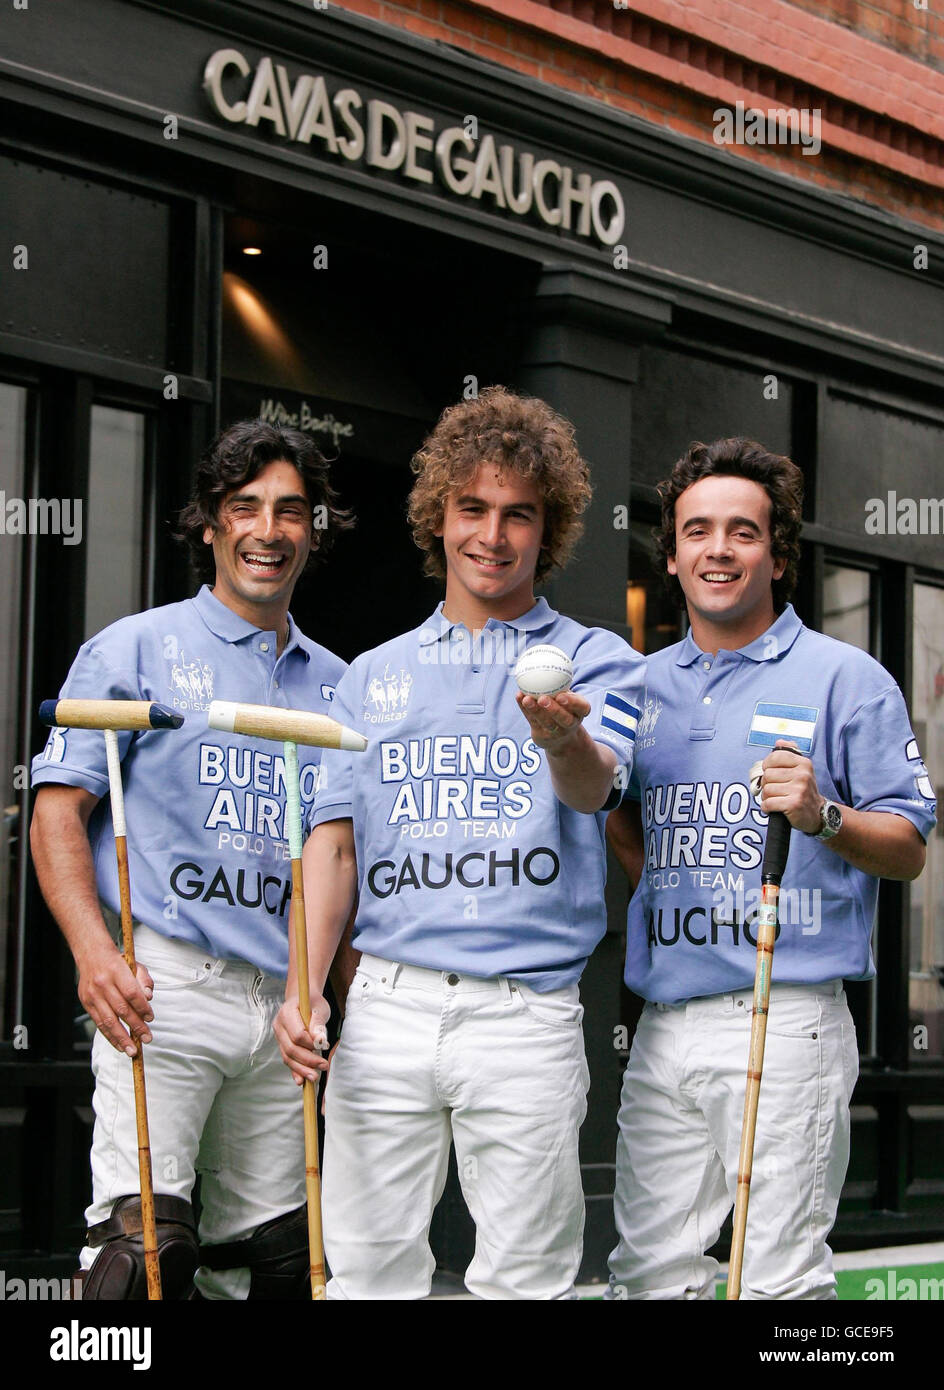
[203, 49, 625, 247]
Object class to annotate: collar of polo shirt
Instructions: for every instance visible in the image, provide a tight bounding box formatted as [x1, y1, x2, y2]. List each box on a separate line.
[418, 596, 556, 647]
[192, 584, 312, 661]
[675, 603, 803, 668]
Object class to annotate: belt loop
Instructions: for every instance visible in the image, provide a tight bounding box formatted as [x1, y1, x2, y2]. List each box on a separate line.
[498, 976, 514, 1006]
[383, 963, 402, 995]
[834, 979, 843, 999]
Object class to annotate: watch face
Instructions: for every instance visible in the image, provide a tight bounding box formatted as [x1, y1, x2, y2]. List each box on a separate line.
[824, 802, 842, 831]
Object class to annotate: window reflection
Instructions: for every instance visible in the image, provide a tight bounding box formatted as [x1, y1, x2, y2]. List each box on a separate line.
[627, 520, 684, 655]
[84, 407, 145, 639]
[822, 563, 877, 1055]
[823, 564, 870, 652]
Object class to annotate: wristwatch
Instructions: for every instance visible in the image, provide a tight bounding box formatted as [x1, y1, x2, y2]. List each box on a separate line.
[808, 797, 843, 841]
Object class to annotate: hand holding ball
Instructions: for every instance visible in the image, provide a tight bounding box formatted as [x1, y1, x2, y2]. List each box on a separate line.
[514, 644, 574, 697]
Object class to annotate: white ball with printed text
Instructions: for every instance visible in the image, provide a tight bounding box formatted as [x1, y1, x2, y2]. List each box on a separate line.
[514, 644, 574, 697]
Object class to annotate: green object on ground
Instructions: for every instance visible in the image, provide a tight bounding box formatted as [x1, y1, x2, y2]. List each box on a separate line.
[715, 1262, 944, 1300]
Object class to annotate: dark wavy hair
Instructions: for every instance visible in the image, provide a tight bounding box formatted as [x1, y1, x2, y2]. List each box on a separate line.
[176, 419, 354, 583]
[656, 437, 804, 610]
[408, 386, 592, 584]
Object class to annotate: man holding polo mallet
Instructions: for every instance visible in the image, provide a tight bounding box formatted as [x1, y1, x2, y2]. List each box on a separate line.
[606, 437, 936, 1300]
[276, 385, 646, 1299]
[30, 419, 350, 1298]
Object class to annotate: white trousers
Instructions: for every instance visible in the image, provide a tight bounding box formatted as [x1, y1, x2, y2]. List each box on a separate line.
[322, 954, 591, 1300]
[608, 981, 859, 1300]
[82, 924, 305, 1299]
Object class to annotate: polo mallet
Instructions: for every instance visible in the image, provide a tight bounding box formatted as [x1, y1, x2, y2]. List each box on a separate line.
[726, 758, 793, 1301]
[39, 698, 184, 1301]
[207, 700, 367, 1300]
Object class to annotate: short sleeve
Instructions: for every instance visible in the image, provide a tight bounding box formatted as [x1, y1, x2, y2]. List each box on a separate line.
[839, 685, 937, 841]
[571, 630, 646, 806]
[307, 669, 358, 831]
[30, 641, 145, 797]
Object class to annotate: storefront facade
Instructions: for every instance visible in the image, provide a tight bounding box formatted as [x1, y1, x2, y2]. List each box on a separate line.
[1, 0, 942, 1280]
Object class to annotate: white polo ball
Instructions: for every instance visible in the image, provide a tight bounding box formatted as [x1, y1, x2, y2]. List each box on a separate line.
[514, 644, 574, 697]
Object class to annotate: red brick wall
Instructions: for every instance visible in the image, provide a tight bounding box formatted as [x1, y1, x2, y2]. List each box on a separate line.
[781, 0, 943, 71]
[331, 0, 944, 231]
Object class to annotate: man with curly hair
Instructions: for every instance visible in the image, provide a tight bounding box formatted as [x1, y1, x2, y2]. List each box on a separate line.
[606, 437, 935, 1300]
[31, 420, 351, 1298]
[276, 386, 645, 1299]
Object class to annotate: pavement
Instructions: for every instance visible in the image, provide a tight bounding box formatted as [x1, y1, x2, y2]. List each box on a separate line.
[427, 1242, 944, 1300]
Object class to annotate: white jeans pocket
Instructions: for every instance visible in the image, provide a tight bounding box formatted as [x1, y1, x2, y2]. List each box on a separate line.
[515, 982, 584, 1031]
[764, 993, 823, 1039]
[145, 955, 212, 993]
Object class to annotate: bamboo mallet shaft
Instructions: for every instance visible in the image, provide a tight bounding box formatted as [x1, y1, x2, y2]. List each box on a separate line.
[727, 805, 793, 1301]
[206, 699, 368, 1299]
[39, 699, 183, 1300]
[104, 729, 162, 1301]
[284, 740, 327, 1301]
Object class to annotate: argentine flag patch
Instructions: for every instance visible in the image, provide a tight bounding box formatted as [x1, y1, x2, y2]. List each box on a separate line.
[749, 702, 818, 752]
[602, 692, 640, 742]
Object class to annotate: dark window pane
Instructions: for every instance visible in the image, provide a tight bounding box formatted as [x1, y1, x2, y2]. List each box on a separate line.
[631, 347, 794, 487]
[0, 382, 27, 1038]
[911, 583, 944, 1058]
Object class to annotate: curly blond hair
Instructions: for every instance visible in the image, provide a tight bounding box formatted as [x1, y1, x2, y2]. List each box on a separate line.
[408, 386, 592, 583]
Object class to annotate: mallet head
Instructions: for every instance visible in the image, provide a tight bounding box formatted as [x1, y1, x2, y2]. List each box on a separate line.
[39, 699, 184, 731]
[208, 700, 367, 752]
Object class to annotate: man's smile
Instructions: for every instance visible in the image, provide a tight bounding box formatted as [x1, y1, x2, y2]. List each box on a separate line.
[465, 553, 512, 569]
[240, 550, 289, 575]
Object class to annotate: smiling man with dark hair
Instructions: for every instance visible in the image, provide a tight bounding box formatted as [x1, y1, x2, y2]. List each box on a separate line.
[30, 419, 349, 1300]
[606, 437, 935, 1301]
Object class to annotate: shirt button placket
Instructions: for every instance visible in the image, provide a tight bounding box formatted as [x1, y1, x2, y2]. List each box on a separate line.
[689, 661, 731, 740]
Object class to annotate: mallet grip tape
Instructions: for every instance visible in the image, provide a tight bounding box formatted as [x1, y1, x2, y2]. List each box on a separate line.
[762, 811, 792, 885]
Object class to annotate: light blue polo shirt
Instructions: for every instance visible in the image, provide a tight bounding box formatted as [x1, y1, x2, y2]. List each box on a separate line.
[624, 605, 937, 1003]
[31, 585, 346, 975]
[310, 598, 646, 991]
